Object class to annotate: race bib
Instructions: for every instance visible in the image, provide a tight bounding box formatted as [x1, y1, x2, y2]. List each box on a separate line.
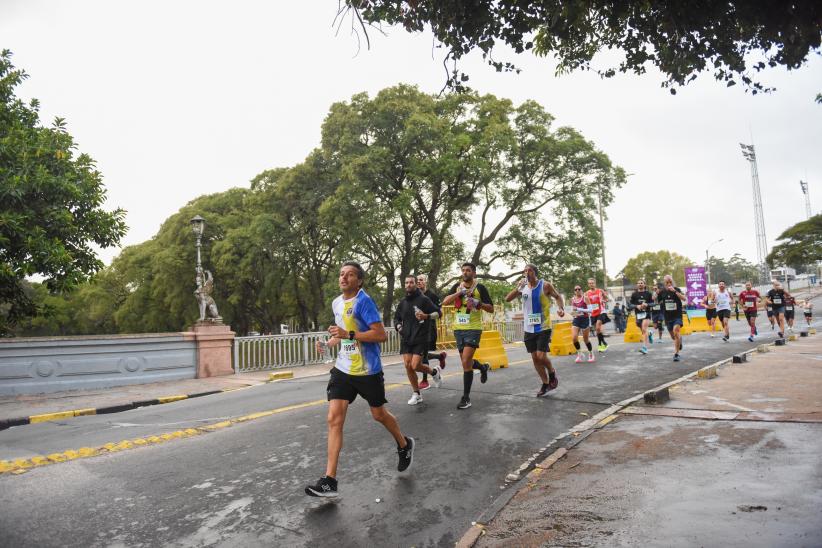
[591, 303, 600, 311]
[773, 297, 782, 304]
[455, 313, 471, 325]
[744, 302, 754, 308]
[526, 313, 542, 326]
[786, 306, 793, 311]
[707, 300, 714, 305]
[636, 312, 647, 320]
[339, 339, 359, 358]
[665, 302, 677, 311]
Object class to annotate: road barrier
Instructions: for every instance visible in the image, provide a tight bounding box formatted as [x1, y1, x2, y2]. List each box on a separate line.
[473, 331, 509, 370]
[549, 322, 576, 356]
[623, 314, 642, 343]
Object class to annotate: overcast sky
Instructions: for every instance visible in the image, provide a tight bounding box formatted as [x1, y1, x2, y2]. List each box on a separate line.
[3, 1, 821, 278]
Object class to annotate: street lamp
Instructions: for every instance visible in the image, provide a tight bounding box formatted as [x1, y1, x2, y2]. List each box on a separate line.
[705, 238, 723, 287]
[190, 215, 205, 274]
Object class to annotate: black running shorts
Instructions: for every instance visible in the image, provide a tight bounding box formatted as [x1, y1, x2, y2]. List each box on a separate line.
[400, 341, 429, 356]
[705, 308, 717, 321]
[716, 309, 731, 321]
[572, 316, 591, 329]
[744, 310, 758, 321]
[455, 329, 482, 352]
[524, 330, 551, 353]
[327, 367, 387, 407]
[784, 309, 795, 320]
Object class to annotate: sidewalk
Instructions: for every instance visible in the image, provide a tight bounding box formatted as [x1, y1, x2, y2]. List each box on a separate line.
[474, 333, 822, 547]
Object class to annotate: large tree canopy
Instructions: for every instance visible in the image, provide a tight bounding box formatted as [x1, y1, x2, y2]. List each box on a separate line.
[620, 250, 694, 287]
[0, 50, 126, 334]
[346, 1, 822, 94]
[767, 214, 822, 269]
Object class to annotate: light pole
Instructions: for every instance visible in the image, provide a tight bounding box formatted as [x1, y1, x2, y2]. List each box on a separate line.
[597, 178, 607, 290]
[190, 215, 205, 276]
[705, 238, 723, 287]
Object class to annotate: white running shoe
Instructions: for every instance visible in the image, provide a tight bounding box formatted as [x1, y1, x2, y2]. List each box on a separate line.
[575, 353, 583, 363]
[710, 333, 715, 338]
[407, 392, 423, 405]
[431, 366, 442, 388]
[587, 353, 596, 363]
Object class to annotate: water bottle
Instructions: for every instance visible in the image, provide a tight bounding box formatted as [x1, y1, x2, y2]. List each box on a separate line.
[414, 306, 425, 324]
[319, 338, 334, 364]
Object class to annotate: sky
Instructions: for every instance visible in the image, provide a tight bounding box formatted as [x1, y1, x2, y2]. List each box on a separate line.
[3, 1, 821, 279]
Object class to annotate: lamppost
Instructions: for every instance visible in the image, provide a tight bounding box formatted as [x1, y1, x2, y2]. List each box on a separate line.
[705, 238, 723, 287]
[190, 214, 205, 276]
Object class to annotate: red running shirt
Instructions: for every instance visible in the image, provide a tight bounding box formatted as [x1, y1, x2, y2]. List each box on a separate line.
[585, 289, 605, 317]
[739, 290, 760, 310]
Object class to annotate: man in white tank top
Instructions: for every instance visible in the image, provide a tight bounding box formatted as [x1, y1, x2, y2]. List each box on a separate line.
[715, 280, 733, 342]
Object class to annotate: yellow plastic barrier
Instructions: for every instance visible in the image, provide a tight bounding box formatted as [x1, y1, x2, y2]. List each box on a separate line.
[680, 313, 693, 335]
[687, 315, 711, 332]
[623, 314, 642, 343]
[473, 330, 509, 370]
[549, 321, 577, 356]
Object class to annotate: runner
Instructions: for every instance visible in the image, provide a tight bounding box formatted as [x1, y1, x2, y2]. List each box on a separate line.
[652, 282, 665, 342]
[629, 279, 655, 354]
[306, 262, 414, 498]
[766, 280, 790, 338]
[804, 300, 814, 326]
[393, 275, 443, 405]
[569, 285, 595, 362]
[585, 278, 610, 352]
[441, 262, 494, 410]
[505, 264, 565, 396]
[658, 274, 686, 362]
[738, 281, 761, 342]
[703, 287, 718, 337]
[715, 280, 734, 342]
[766, 300, 776, 330]
[784, 293, 797, 333]
[415, 274, 447, 390]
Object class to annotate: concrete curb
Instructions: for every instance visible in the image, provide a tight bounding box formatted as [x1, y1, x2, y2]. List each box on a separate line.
[0, 388, 233, 432]
[455, 341, 774, 548]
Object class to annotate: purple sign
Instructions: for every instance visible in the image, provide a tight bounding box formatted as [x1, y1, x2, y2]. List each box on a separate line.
[684, 266, 706, 306]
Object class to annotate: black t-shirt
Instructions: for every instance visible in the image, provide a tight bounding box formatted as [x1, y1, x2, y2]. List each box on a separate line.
[630, 291, 654, 318]
[767, 289, 786, 307]
[657, 288, 684, 320]
[393, 290, 438, 344]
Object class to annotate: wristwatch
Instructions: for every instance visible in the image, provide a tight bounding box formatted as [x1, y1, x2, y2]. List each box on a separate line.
[349, 330, 355, 341]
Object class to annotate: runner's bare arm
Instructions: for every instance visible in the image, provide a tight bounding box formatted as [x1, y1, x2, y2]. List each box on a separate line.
[504, 286, 521, 302]
[328, 322, 387, 343]
[441, 287, 461, 306]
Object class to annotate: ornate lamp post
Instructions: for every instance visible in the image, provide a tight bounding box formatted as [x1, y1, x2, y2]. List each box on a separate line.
[190, 215, 205, 275]
[189, 215, 220, 323]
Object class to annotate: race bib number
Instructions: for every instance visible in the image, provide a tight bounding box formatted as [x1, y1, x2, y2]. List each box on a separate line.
[773, 298, 782, 304]
[707, 300, 714, 306]
[786, 306, 793, 311]
[665, 302, 678, 311]
[636, 312, 647, 319]
[339, 339, 359, 357]
[744, 301, 754, 308]
[455, 313, 471, 325]
[526, 313, 542, 326]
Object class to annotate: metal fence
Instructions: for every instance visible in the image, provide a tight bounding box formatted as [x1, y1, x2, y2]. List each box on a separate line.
[234, 320, 522, 373]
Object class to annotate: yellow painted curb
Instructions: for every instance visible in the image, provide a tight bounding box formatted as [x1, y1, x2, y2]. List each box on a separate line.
[157, 395, 188, 404]
[268, 371, 294, 381]
[697, 366, 718, 379]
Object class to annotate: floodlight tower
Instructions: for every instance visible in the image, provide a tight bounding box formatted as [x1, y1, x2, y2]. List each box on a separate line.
[800, 180, 812, 219]
[740, 143, 769, 284]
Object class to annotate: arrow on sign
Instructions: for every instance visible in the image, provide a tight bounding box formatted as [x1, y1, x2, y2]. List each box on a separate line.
[691, 282, 702, 290]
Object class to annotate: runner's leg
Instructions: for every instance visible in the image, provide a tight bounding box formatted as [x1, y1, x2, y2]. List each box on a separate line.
[369, 405, 407, 447]
[326, 399, 349, 478]
[403, 354, 420, 393]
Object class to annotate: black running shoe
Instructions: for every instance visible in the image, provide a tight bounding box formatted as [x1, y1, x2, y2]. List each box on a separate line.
[547, 374, 559, 391]
[457, 396, 472, 409]
[305, 475, 338, 498]
[673, 353, 681, 362]
[480, 362, 490, 383]
[536, 384, 549, 397]
[397, 436, 414, 472]
[438, 351, 447, 370]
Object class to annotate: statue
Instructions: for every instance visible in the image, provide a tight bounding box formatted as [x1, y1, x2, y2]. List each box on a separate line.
[195, 269, 222, 323]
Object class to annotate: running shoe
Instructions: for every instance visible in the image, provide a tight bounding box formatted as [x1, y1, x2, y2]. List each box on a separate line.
[305, 476, 338, 498]
[397, 436, 414, 472]
[480, 362, 490, 383]
[639, 346, 648, 355]
[778, 332, 784, 338]
[536, 384, 550, 397]
[597, 344, 605, 352]
[438, 352, 447, 370]
[601, 344, 608, 353]
[673, 353, 681, 362]
[587, 353, 596, 363]
[418, 380, 430, 391]
[575, 353, 583, 363]
[407, 392, 423, 405]
[431, 366, 442, 389]
[457, 396, 472, 410]
[547, 374, 559, 391]
[747, 335, 754, 342]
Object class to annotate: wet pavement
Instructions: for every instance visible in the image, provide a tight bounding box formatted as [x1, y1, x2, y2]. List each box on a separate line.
[476, 330, 822, 548]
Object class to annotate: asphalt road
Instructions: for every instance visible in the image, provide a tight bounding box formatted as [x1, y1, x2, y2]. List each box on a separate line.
[0, 318, 797, 547]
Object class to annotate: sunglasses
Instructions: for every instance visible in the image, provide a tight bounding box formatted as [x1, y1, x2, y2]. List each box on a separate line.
[574, 287, 582, 291]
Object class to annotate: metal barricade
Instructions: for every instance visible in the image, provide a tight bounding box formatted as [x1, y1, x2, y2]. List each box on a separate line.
[234, 328, 402, 373]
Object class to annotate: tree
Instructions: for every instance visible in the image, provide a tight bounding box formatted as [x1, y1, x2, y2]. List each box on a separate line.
[345, 1, 822, 94]
[621, 250, 694, 287]
[706, 253, 759, 285]
[767, 214, 822, 269]
[0, 50, 127, 335]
